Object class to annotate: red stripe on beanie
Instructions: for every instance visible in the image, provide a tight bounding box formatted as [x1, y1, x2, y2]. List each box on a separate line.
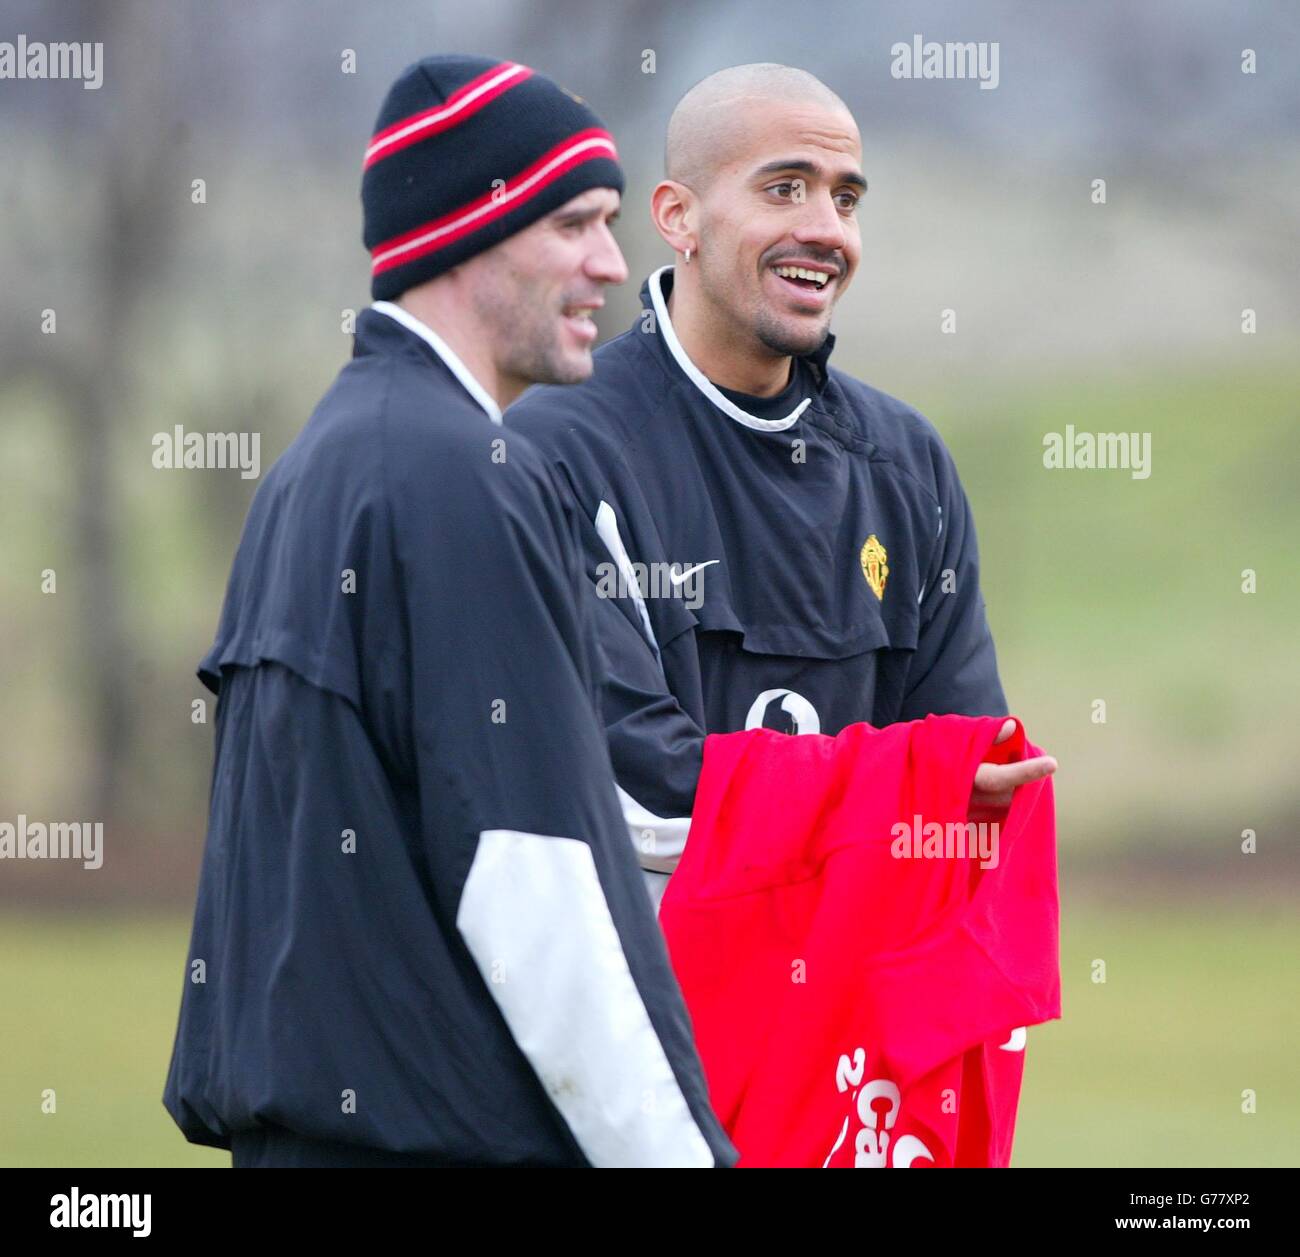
[370, 128, 618, 276]
[363, 61, 532, 169]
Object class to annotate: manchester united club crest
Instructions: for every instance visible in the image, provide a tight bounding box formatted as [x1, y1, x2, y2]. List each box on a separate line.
[860, 534, 888, 601]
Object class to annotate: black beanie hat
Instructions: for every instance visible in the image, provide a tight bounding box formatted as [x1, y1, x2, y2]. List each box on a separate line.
[362, 56, 624, 300]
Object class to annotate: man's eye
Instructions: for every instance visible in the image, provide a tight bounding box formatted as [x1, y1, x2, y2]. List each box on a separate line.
[769, 182, 796, 199]
[835, 192, 861, 212]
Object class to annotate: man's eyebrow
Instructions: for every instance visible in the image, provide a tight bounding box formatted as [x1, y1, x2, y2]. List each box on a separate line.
[552, 203, 619, 225]
[750, 157, 868, 191]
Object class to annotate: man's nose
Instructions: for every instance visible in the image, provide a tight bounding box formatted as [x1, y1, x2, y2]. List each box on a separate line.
[791, 191, 849, 256]
[586, 222, 629, 286]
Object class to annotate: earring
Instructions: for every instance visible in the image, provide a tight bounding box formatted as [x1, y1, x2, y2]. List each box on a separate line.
[684, 247, 692, 264]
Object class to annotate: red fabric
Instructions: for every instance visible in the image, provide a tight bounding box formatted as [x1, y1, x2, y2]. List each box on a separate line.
[659, 714, 1060, 1168]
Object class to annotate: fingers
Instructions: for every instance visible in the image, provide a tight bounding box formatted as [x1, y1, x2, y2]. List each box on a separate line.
[1007, 754, 1057, 784]
[971, 719, 1058, 816]
[969, 744, 1058, 819]
[972, 755, 1058, 798]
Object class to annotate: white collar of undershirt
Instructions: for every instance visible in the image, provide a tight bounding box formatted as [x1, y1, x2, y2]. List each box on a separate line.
[646, 265, 812, 433]
[370, 300, 503, 425]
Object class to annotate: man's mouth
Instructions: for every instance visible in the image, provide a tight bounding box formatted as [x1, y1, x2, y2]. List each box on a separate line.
[770, 263, 835, 292]
[561, 302, 600, 344]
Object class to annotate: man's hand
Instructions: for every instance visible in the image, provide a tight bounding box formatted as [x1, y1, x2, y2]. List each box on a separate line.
[968, 718, 1057, 823]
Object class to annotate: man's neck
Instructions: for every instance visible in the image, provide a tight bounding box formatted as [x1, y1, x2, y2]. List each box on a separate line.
[392, 289, 523, 411]
[666, 274, 793, 398]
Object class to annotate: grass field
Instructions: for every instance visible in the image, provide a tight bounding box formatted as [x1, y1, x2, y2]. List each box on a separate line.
[1, 898, 1294, 1167]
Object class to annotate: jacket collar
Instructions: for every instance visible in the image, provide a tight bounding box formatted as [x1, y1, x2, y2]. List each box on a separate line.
[639, 266, 836, 432]
[361, 301, 503, 424]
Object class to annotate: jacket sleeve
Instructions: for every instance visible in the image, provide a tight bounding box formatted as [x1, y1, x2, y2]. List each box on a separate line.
[530, 447, 707, 868]
[392, 430, 734, 1168]
[899, 440, 1009, 721]
[575, 503, 705, 870]
[505, 402, 705, 863]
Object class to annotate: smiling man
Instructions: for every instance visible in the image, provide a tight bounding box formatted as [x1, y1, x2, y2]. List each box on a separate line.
[509, 64, 1052, 908]
[163, 55, 736, 1168]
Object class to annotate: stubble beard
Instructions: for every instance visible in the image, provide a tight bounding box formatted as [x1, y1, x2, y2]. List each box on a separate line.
[506, 320, 587, 388]
[698, 252, 831, 362]
[472, 269, 588, 389]
[754, 303, 831, 358]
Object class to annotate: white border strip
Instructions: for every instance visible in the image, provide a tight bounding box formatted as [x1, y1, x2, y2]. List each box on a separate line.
[647, 265, 811, 433]
[371, 300, 502, 425]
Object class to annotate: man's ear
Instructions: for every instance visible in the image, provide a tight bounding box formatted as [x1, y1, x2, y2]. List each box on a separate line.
[650, 180, 696, 256]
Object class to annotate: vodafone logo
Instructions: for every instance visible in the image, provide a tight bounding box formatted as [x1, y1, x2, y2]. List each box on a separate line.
[745, 688, 821, 735]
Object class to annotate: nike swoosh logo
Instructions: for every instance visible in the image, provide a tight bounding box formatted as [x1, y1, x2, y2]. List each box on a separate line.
[668, 560, 720, 586]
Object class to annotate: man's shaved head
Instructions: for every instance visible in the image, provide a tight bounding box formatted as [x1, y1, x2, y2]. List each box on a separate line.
[651, 62, 864, 393]
[665, 63, 850, 190]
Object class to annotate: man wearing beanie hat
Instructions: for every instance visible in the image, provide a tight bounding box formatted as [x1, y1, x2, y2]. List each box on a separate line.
[163, 56, 737, 1169]
[362, 56, 630, 391]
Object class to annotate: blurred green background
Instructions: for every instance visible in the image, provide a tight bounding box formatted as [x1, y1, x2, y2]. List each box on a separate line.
[1, 0, 1296, 1166]
[5, 895, 1295, 1167]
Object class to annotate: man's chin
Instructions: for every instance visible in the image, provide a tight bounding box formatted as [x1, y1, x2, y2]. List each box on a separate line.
[545, 349, 595, 386]
[756, 316, 831, 359]
[512, 348, 593, 391]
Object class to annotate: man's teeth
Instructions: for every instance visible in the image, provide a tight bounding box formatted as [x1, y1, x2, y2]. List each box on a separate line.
[773, 265, 830, 287]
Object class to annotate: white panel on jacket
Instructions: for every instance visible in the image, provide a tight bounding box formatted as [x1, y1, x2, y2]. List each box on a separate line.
[618, 785, 691, 874]
[456, 827, 713, 1168]
[594, 499, 660, 658]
